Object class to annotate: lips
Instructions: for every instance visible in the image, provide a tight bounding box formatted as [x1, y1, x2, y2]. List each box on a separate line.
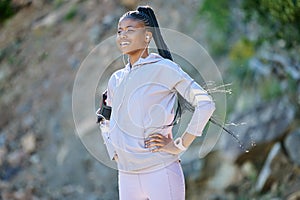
[120, 41, 130, 47]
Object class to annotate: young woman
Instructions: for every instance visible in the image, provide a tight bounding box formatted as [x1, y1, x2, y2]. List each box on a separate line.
[100, 6, 215, 200]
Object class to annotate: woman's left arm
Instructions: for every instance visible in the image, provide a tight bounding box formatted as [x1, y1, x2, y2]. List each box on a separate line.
[145, 102, 214, 154]
[145, 64, 215, 154]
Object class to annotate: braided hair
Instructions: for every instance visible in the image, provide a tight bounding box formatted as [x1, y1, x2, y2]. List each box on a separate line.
[120, 6, 173, 61]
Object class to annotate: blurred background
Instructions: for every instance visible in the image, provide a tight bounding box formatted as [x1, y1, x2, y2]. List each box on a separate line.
[0, 0, 299, 199]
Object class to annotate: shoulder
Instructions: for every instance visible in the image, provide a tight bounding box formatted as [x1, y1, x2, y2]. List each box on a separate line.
[147, 53, 178, 68]
[110, 68, 125, 79]
[108, 67, 128, 88]
[156, 57, 178, 67]
[155, 58, 185, 76]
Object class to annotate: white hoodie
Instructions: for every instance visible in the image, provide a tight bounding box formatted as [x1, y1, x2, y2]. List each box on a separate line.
[103, 53, 215, 173]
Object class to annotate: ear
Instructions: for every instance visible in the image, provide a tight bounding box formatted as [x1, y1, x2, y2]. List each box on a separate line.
[145, 31, 152, 43]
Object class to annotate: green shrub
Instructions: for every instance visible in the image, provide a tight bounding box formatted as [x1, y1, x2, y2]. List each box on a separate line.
[198, 0, 231, 55]
[242, 0, 300, 48]
[259, 77, 282, 100]
[229, 39, 255, 62]
[64, 5, 77, 21]
[0, 0, 15, 23]
[54, 0, 64, 8]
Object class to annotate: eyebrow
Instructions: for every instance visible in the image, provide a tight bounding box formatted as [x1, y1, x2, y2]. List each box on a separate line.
[118, 24, 146, 29]
[118, 25, 136, 29]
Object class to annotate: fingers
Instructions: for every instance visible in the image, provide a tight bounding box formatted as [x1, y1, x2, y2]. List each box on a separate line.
[144, 138, 164, 148]
[145, 133, 164, 144]
[148, 133, 164, 139]
[144, 133, 172, 152]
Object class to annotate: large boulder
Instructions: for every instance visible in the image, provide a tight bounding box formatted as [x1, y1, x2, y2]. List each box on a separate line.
[284, 128, 300, 166]
[219, 97, 295, 160]
[255, 142, 300, 197]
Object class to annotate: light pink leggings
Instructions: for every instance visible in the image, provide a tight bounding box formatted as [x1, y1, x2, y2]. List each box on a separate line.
[118, 161, 185, 200]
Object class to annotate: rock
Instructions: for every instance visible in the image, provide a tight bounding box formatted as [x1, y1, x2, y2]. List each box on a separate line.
[255, 143, 281, 192]
[2, 150, 25, 180]
[2, 187, 37, 200]
[31, 0, 43, 9]
[220, 97, 295, 159]
[21, 133, 36, 154]
[119, 0, 137, 9]
[29, 154, 40, 164]
[88, 15, 116, 44]
[284, 129, 300, 166]
[88, 24, 102, 44]
[21, 115, 35, 129]
[287, 191, 300, 200]
[12, 0, 32, 8]
[102, 14, 115, 27]
[255, 142, 293, 193]
[199, 151, 242, 191]
[0, 133, 6, 147]
[260, 51, 300, 80]
[32, 12, 61, 30]
[1, 191, 14, 200]
[240, 161, 257, 180]
[7, 150, 24, 167]
[7, 150, 25, 167]
[0, 147, 7, 166]
[67, 55, 80, 69]
[0, 180, 9, 190]
[12, 189, 27, 200]
[32, 2, 77, 30]
[208, 160, 241, 190]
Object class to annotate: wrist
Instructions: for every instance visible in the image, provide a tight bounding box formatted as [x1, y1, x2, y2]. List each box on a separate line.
[174, 137, 187, 152]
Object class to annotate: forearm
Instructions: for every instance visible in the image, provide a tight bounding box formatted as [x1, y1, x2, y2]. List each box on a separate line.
[185, 101, 215, 136]
[181, 132, 196, 149]
[173, 101, 215, 152]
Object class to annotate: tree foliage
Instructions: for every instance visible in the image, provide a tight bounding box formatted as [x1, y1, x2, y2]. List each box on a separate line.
[198, 0, 231, 55]
[242, 0, 300, 49]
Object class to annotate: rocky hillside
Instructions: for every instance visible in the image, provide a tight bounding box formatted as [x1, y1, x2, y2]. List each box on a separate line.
[0, 0, 300, 199]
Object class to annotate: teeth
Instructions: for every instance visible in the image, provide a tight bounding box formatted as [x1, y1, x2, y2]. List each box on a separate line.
[120, 42, 130, 46]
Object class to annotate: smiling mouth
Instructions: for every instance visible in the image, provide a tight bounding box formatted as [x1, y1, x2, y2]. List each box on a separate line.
[120, 42, 130, 47]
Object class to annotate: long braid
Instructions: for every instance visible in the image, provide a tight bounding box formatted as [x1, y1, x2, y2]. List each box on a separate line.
[137, 6, 173, 61]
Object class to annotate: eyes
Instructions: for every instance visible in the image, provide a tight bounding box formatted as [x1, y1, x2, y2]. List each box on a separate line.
[117, 27, 136, 35]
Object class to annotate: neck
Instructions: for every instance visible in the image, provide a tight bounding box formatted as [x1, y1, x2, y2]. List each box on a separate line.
[128, 48, 149, 66]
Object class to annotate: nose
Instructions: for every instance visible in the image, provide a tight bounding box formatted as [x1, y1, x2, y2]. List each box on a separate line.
[118, 30, 127, 39]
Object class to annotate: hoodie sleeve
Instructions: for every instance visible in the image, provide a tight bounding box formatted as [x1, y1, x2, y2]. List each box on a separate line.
[100, 73, 118, 160]
[173, 66, 215, 137]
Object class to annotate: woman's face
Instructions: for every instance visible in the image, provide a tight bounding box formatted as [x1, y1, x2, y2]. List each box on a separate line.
[116, 17, 149, 56]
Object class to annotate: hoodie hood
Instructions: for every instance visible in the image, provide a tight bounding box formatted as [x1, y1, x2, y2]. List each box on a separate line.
[126, 53, 164, 70]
